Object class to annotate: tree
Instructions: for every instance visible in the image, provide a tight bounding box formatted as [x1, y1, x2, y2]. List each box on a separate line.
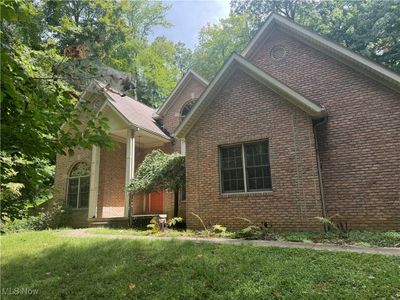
[135, 37, 181, 107]
[231, 0, 314, 22]
[191, 15, 252, 80]
[128, 150, 185, 217]
[0, 0, 113, 221]
[174, 42, 193, 75]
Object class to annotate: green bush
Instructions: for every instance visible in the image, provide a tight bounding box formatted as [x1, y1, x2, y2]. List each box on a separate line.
[234, 218, 279, 240]
[1, 202, 70, 233]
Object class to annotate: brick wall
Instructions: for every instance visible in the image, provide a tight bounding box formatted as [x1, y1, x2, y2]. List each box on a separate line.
[97, 142, 126, 218]
[247, 29, 400, 229]
[185, 69, 322, 230]
[54, 148, 92, 228]
[162, 77, 206, 152]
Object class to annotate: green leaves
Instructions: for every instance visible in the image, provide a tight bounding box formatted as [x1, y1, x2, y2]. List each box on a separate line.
[191, 15, 252, 81]
[128, 150, 185, 194]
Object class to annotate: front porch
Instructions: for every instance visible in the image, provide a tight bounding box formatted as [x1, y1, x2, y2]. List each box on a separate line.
[86, 95, 174, 225]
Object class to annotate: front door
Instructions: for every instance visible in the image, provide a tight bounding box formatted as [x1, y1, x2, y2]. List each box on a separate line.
[144, 191, 164, 213]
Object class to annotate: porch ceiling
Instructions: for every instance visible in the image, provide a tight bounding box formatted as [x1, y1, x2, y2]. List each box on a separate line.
[111, 129, 167, 149]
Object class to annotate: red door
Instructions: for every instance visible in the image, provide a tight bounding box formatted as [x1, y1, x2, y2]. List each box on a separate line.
[144, 191, 164, 213]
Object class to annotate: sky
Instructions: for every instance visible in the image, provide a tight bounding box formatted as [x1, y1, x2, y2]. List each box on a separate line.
[151, 0, 231, 49]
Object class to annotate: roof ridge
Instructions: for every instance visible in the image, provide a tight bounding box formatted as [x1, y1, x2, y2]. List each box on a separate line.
[156, 69, 209, 116]
[94, 80, 156, 112]
[241, 13, 400, 92]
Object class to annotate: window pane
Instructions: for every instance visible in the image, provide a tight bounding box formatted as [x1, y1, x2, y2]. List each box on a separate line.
[78, 176, 90, 208]
[67, 178, 79, 208]
[70, 162, 90, 177]
[244, 141, 272, 191]
[220, 145, 245, 193]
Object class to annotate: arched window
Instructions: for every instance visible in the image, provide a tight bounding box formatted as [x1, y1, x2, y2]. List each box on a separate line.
[180, 99, 197, 122]
[67, 162, 90, 208]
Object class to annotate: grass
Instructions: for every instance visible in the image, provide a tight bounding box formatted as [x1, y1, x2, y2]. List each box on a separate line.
[1, 230, 400, 299]
[87, 228, 400, 248]
[280, 230, 400, 247]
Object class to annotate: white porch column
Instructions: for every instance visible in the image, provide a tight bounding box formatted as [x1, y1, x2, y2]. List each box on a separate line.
[88, 145, 100, 219]
[180, 139, 186, 155]
[125, 128, 136, 217]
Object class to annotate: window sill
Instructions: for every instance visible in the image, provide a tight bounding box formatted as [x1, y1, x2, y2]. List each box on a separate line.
[219, 190, 273, 198]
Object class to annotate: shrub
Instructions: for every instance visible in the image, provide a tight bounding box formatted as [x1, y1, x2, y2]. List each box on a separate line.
[315, 214, 350, 239]
[190, 212, 228, 237]
[235, 217, 278, 240]
[1, 202, 70, 233]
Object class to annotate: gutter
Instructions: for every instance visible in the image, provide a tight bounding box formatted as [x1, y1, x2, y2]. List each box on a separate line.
[313, 116, 328, 231]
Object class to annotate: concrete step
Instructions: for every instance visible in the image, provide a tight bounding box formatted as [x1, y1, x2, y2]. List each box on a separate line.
[89, 217, 129, 228]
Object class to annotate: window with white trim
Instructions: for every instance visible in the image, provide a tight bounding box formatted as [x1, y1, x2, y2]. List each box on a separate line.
[219, 140, 272, 193]
[180, 99, 197, 122]
[67, 162, 90, 208]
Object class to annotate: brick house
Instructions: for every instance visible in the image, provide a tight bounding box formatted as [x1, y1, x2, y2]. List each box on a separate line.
[54, 13, 400, 230]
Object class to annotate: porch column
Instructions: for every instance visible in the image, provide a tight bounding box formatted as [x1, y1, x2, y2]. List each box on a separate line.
[125, 128, 136, 217]
[88, 145, 100, 219]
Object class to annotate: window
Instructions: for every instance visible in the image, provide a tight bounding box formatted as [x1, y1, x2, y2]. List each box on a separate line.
[219, 140, 272, 193]
[67, 162, 90, 208]
[180, 99, 197, 122]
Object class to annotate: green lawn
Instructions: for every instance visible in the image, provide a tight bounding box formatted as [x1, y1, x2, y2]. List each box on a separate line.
[1, 231, 400, 299]
[87, 228, 400, 247]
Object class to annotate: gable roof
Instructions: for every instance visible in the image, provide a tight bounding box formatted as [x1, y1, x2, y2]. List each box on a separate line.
[174, 53, 326, 138]
[242, 13, 400, 93]
[94, 81, 170, 141]
[156, 69, 209, 116]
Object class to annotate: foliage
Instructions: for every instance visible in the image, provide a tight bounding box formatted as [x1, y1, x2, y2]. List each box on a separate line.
[212, 224, 227, 234]
[190, 212, 209, 235]
[191, 15, 252, 80]
[2, 231, 400, 299]
[1, 202, 69, 233]
[146, 216, 159, 233]
[146, 216, 183, 233]
[128, 150, 185, 194]
[135, 37, 181, 107]
[0, 0, 191, 221]
[315, 214, 350, 239]
[167, 217, 183, 228]
[0, 1, 115, 221]
[174, 42, 193, 75]
[41, 0, 192, 107]
[231, 0, 400, 73]
[235, 217, 279, 240]
[190, 212, 228, 237]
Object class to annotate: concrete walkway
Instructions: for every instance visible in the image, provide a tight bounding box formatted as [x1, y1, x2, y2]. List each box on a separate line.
[58, 229, 400, 256]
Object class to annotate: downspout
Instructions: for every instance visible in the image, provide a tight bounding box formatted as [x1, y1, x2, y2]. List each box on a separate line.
[313, 116, 328, 230]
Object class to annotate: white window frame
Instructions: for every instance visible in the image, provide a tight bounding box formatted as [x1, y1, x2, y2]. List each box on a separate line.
[66, 163, 90, 209]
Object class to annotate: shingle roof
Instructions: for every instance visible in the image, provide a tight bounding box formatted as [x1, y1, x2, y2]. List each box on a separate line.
[95, 81, 170, 140]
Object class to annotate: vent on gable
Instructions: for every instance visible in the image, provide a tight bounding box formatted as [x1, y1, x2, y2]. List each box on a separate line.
[270, 45, 287, 61]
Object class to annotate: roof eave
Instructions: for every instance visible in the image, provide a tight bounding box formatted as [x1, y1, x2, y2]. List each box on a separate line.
[174, 54, 326, 139]
[243, 13, 400, 93]
[102, 93, 171, 142]
[157, 70, 209, 116]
